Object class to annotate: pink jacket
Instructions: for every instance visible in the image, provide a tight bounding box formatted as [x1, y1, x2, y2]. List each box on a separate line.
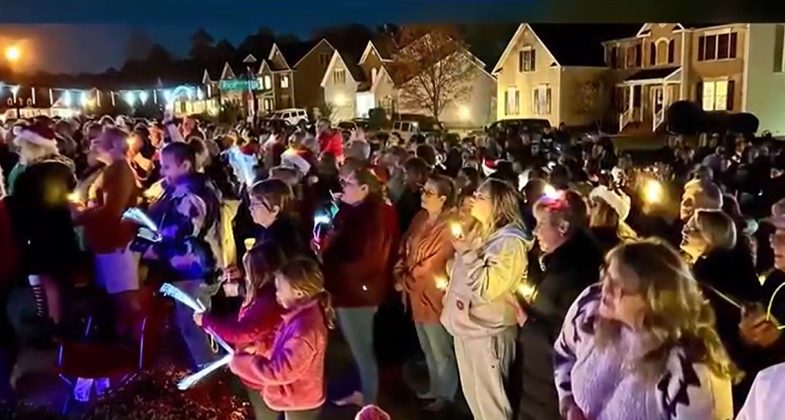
[229, 299, 327, 411]
[203, 285, 284, 358]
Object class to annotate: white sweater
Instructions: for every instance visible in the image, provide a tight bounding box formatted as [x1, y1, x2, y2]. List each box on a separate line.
[553, 284, 734, 420]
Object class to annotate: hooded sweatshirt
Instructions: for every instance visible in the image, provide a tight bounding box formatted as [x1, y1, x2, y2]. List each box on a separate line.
[441, 223, 532, 338]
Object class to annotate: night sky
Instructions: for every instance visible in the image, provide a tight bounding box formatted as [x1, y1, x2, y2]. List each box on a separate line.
[0, 0, 781, 74]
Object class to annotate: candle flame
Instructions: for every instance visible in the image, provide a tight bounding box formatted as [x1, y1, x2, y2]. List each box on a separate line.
[435, 275, 449, 291]
[67, 191, 82, 203]
[450, 222, 463, 238]
[643, 179, 664, 204]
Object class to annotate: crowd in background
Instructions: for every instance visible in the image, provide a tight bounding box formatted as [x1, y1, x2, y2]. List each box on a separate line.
[0, 111, 785, 419]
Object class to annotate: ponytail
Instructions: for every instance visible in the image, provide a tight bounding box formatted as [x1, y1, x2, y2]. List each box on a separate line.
[319, 291, 336, 330]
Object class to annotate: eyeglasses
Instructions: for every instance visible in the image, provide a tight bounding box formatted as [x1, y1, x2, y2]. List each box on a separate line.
[421, 187, 439, 197]
[250, 200, 273, 212]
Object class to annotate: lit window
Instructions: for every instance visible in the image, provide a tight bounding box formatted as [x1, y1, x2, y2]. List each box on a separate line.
[533, 85, 552, 115]
[518, 47, 536, 72]
[702, 80, 730, 111]
[504, 87, 519, 115]
[333, 69, 347, 84]
[280, 75, 290, 89]
[263, 75, 272, 90]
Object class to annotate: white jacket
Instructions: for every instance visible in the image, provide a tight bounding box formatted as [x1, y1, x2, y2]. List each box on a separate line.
[441, 223, 531, 338]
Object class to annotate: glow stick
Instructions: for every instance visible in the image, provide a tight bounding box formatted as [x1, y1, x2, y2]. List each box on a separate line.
[225, 146, 256, 186]
[123, 208, 159, 233]
[176, 353, 232, 390]
[159, 283, 206, 313]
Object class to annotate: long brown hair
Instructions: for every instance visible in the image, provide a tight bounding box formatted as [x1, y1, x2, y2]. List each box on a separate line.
[278, 257, 335, 329]
[473, 178, 524, 239]
[597, 239, 736, 383]
[243, 242, 285, 306]
[250, 178, 296, 217]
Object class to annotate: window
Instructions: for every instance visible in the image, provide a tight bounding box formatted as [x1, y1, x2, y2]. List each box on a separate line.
[504, 87, 520, 115]
[649, 43, 656, 66]
[263, 75, 272, 90]
[333, 69, 347, 84]
[518, 47, 536, 72]
[699, 79, 735, 111]
[698, 32, 738, 61]
[280, 75, 290, 89]
[625, 44, 642, 68]
[668, 40, 675, 63]
[319, 53, 330, 67]
[609, 46, 620, 68]
[533, 85, 552, 115]
[263, 98, 273, 111]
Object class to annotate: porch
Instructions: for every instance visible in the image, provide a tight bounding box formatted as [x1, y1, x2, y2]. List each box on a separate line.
[616, 67, 682, 133]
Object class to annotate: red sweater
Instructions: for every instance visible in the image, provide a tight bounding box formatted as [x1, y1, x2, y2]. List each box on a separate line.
[318, 130, 344, 160]
[323, 198, 400, 307]
[76, 159, 138, 254]
[203, 285, 284, 358]
[229, 299, 327, 411]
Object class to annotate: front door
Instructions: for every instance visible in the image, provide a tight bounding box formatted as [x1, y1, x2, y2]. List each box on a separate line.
[651, 85, 664, 115]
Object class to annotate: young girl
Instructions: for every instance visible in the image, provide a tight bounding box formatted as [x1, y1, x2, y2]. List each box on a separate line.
[229, 257, 332, 420]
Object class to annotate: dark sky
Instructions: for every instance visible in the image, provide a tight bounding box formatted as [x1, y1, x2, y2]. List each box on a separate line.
[0, 0, 781, 74]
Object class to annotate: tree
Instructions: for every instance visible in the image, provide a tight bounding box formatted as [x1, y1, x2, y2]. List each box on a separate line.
[389, 26, 474, 123]
[147, 44, 173, 63]
[188, 29, 216, 61]
[126, 29, 154, 62]
[238, 27, 276, 57]
[215, 39, 237, 62]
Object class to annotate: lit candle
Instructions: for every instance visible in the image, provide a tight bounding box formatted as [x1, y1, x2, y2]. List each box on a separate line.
[450, 222, 464, 239]
[244, 238, 256, 250]
[67, 191, 82, 204]
[643, 179, 664, 204]
[434, 275, 449, 291]
[543, 184, 559, 199]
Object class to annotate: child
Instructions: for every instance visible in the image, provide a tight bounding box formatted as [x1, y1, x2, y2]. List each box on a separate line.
[229, 257, 332, 420]
[194, 242, 286, 360]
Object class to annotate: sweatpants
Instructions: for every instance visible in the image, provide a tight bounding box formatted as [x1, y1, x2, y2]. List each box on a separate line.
[454, 327, 517, 420]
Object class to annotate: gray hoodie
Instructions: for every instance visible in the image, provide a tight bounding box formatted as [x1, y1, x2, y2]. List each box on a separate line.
[441, 223, 532, 338]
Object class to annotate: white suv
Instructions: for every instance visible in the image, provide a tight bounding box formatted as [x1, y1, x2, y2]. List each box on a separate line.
[271, 108, 309, 126]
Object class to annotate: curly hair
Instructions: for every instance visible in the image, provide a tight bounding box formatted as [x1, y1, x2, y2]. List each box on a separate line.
[596, 239, 737, 383]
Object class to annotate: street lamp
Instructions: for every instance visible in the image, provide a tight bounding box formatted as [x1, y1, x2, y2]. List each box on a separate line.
[5, 46, 21, 63]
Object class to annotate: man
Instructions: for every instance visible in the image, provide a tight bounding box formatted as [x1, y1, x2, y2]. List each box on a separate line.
[316, 118, 344, 161]
[680, 179, 723, 221]
[73, 127, 139, 339]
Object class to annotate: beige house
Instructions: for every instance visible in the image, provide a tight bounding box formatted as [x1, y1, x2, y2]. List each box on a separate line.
[607, 23, 785, 136]
[493, 24, 633, 128]
[291, 39, 337, 116]
[320, 50, 367, 122]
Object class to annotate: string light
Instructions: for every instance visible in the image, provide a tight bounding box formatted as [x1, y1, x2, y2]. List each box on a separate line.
[138, 90, 149, 104]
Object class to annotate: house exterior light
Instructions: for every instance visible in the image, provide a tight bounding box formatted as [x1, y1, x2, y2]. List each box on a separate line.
[334, 93, 349, 106]
[458, 104, 471, 121]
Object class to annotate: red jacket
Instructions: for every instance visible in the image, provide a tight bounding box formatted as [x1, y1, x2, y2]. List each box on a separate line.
[323, 198, 400, 307]
[229, 299, 327, 412]
[318, 130, 344, 160]
[203, 285, 284, 358]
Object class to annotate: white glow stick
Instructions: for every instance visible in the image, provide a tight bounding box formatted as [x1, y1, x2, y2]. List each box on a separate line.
[122, 208, 159, 233]
[159, 283, 207, 313]
[176, 353, 232, 390]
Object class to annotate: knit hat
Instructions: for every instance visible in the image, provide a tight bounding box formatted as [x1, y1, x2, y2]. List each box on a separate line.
[590, 185, 631, 221]
[14, 122, 57, 148]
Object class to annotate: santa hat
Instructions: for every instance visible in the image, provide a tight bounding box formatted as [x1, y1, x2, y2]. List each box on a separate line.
[482, 158, 497, 177]
[14, 123, 57, 149]
[355, 405, 390, 420]
[590, 185, 631, 221]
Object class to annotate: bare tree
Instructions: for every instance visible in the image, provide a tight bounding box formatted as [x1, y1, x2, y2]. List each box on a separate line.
[390, 26, 475, 123]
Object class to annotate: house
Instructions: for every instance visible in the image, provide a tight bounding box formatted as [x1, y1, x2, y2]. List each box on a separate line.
[261, 43, 296, 110]
[290, 39, 337, 116]
[492, 23, 636, 128]
[320, 49, 369, 121]
[607, 23, 785, 136]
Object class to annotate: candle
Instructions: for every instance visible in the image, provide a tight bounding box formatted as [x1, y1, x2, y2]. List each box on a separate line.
[434, 275, 449, 291]
[450, 222, 464, 239]
[67, 191, 82, 204]
[643, 179, 664, 204]
[244, 238, 256, 250]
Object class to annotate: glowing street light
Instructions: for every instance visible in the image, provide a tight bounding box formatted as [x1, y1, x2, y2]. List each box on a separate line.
[5, 46, 21, 63]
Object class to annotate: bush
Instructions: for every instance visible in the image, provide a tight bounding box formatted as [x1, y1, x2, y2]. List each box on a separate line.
[666, 100, 704, 135]
[368, 107, 388, 130]
[728, 112, 759, 135]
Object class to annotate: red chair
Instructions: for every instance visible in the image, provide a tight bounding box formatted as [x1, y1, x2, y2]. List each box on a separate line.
[56, 285, 164, 413]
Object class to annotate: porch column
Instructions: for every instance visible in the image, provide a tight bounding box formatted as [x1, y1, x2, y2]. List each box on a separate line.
[662, 82, 668, 108]
[628, 84, 634, 112]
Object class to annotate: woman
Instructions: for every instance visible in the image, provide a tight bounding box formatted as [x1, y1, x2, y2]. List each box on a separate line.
[554, 240, 734, 419]
[249, 179, 309, 259]
[682, 209, 763, 408]
[588, 185, 637, 254]
[322, 166, 399, 407]
[516, 192, 603, 420]
[393, 174, 458, 411]
[441, 178, 531, 420]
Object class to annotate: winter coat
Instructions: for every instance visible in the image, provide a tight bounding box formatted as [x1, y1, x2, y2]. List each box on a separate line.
[441, 223, 532, 338]
[516, 228, 603, 420]
[553, 284, 734, 420]
[318, 130, 344, 160]
[203, 284, 284, 358]
[323, 197, 400, 308]
[257, 215, 311, 261]
[394, 210, 455, 324]
[229, 299, 327, 412]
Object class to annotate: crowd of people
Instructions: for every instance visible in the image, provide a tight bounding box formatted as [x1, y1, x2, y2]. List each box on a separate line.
[0, 110, 784, 419]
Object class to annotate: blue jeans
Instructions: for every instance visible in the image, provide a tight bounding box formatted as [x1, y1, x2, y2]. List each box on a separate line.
[415, 322, 458, 401]
[246, 387, 321, 420]
[336, 306, 378, 404]
[173, 279, 217, 367]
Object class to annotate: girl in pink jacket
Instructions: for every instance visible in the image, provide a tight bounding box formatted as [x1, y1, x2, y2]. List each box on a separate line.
[229, 257, 332, 419]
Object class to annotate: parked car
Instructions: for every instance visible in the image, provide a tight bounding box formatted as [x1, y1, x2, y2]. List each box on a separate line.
[270, 108, 309, 126]
[487, 118, 552, 136]
[391, 114, 444, 143]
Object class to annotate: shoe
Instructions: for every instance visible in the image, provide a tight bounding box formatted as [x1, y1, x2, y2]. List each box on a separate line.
[416, 391, 436, 400]
[423, 398, 448, 412]
[333, 391, 364, 407]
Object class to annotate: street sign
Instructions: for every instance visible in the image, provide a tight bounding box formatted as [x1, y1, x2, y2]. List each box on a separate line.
[219, 80, 260, 92]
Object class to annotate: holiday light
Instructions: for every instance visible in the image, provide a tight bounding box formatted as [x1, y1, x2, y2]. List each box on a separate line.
[643, 179, 664, 204]
[138, 91, 149, 104]
[123, 91, 136, 106]
[162, 89, 174, 106]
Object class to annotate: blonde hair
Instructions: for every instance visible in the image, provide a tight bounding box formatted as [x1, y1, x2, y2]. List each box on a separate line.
[596, 239, 736, 383]
[590, 198, 638, 242]
[473, 178, 524, 239]
[243, 242, 285, 307]
[695, 209, 737, 251]
[278, 257, 335, 329]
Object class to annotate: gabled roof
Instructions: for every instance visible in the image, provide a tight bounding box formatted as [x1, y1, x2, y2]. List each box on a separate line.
[201, 69, 212, 84]
[624, 66, 680, 81]
[320, 50, 367, 87]
[293, 38, 336, 68]
[278, 41, 318, 68]
[493, 23, 639, 72]
[358, 39, 396, 65]
[220, 62, 236, 80]
[242, 53, 259, 64]
[637, 23, 686, 37]
[256, 59, 271, 75]
[267, 43, 290, 70]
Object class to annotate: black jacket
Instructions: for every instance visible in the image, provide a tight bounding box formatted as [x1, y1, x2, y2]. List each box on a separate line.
[516, 228, 603, 420]
[258, 215, 311, 261]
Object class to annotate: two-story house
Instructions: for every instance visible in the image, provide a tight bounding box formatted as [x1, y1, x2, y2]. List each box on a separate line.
[263, 43, 296, 110]
[493, 24, 635, 128]
[320, 49, 369, 122]
[609, 23, 785, 136]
